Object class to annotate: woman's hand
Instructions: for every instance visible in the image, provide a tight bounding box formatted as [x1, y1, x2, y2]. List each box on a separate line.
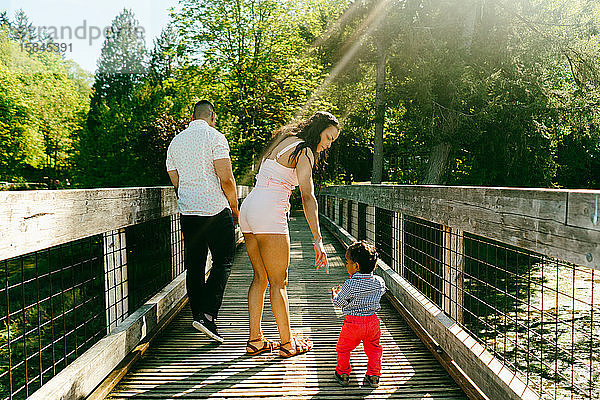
[314, 240, 329, 273]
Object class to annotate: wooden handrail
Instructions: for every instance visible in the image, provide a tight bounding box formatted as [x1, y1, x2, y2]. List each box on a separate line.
[321, 184, 600, 270]
[0, 185, 251, 261]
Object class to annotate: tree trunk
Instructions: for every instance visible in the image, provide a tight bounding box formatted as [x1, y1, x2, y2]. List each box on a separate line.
[372, 36, 386, 184]
[422, 142, 452, 184]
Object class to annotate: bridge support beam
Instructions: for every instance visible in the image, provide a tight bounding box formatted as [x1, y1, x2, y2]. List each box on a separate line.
[443, 226, 464, 324]
[366, 205, 376, 244]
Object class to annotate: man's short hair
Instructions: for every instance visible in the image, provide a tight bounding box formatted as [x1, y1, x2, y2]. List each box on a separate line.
[193, 100, 214, 119]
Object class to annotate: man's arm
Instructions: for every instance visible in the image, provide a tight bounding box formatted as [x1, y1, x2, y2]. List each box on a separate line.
[167, 169, 179, 197]
[213, 158, 239, 224]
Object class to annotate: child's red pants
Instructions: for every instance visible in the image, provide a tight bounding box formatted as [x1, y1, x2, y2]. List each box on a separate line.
[335, 314, 382, 376]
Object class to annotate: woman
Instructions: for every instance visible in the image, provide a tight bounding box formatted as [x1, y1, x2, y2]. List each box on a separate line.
[239, 111, 340, 358]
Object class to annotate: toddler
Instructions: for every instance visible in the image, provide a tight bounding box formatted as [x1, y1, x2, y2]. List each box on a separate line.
[331, 240, 386, 388]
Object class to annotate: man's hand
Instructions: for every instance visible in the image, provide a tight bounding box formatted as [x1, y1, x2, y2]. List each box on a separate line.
[231, 207, 239, 226]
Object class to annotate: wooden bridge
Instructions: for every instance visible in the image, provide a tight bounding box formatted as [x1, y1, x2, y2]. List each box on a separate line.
[106, 215, 466, 399]
[2, 185, 598, 400]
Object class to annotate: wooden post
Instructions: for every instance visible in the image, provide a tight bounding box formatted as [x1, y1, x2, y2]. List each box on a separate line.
[351, 202, 359, 238]
[339, 199, 343, 229]
[170, 214, 183, 279]
[367, 206, 376, 244]
[103, 229, 128, 333]
[443, 226, 464, 324]
[341, 199, 348, 231]
[392, 212, 404, 276]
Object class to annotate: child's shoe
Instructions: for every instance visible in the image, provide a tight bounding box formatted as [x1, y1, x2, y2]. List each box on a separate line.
[334, 371, 350, 386]
[363, 374, 380, 388]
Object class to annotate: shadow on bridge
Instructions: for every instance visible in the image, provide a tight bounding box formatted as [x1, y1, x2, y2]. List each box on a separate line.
[107, 215, 466, 399]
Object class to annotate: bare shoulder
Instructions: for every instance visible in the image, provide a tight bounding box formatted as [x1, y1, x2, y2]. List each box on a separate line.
[266, 134, 293, 158]
[270, 135, 305, 160]
[279, 134, 304, 149]
[300, 146, 315, 166]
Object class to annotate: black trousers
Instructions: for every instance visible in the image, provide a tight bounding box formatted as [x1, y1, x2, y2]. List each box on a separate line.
[180, 208, 235, 320]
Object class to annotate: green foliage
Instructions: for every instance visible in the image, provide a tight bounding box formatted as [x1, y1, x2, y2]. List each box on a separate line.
[136, 113, 190, 186]
[0, 27, 90, 185]
[173, 0, 337, 180]
[149, 23, 186, 85]
[319, 0, 600, 187]
[75, 9, 149, 187]
[4, 0, 600, 189]
[532, 0, 600, 188]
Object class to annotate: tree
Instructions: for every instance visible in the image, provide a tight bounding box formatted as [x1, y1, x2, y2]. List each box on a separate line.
[149, 23, 187, 85]
[173, 0, 337, 179]
[0, 29, 91, 184]
[10, 9, 36, 45]
[0, 12, 10, 29]
[524, 0, 600, 188]
[136, 114, 189, 186]
[322, 0, 567, 187]
[371, 33, 386, 184]
[77, 9, 148, 187]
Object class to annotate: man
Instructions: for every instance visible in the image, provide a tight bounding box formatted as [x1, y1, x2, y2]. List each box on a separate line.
[166, 100, 238, 343]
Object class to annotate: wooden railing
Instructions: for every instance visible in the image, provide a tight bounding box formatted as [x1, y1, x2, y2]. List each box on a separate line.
[320, 184, 599, 400]
[0, 186, 249, 400]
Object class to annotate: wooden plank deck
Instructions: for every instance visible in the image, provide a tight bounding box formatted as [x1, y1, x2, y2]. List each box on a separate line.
[107, 215, 467, 399]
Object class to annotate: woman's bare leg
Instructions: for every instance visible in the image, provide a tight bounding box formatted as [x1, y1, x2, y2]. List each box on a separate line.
[244, 233, 269, 341]
[255, 234, 292, 344]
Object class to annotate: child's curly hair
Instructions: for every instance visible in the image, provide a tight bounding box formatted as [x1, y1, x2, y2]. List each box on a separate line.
[346, 241, 378, 273]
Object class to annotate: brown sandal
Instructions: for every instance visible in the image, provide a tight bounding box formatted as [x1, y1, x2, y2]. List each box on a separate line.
[279, 336, 313, 358]
[246, 337, 279, 356]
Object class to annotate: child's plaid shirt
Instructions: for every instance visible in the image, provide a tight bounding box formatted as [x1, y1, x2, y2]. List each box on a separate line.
[332, 272, 386, 316]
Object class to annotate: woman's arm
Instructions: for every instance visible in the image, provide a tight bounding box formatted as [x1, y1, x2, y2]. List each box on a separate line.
[296, 149, 321, 242]
[296, 148, 328, 273]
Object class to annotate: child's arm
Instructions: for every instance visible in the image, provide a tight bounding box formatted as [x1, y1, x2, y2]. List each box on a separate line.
[377, 275, 386, 296]
[332, 281, 352, 308]
[331, 284, 342, 299]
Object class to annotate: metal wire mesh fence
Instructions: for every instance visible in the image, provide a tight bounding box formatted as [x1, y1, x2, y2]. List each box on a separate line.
[347, 200, 353, 235]
[171, 215, 185, 278]
[402, 215, 444, 309]
[375, 207, 394, 270]
[1, 214, 185, 400]
[321, 193, 599, 400]
[125, 216, 173, 312]
[103, 229, 128, 333]
[461, 234, 599, 400]
[358, 203, 367, 241]
[0, 236, 105, 400]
